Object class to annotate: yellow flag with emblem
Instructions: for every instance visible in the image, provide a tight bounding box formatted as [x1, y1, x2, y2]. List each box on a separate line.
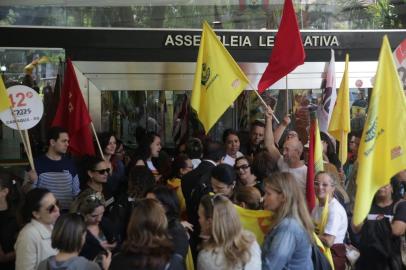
[353, 36, 406, 226]
[328, 54, 350, 165]
[191, 21, 250, 134]
[234, 204, 273, 245]
[0, 76, 11, 112]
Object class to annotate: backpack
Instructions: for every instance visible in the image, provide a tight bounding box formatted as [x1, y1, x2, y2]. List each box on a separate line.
[312, 244, 333, 270]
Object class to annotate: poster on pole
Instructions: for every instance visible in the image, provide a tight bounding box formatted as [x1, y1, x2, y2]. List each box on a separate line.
[393, 38, 406, 90]
[0, 85, 44, 130]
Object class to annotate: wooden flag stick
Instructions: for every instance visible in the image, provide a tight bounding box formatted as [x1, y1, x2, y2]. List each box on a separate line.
[23, 129, 34, 170]
[9, 107, 35, 170]
[248, 82, 280, 124]
[90, 122, 105, 160]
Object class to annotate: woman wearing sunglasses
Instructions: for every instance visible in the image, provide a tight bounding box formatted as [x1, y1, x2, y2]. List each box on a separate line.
[83, 156, 114, 210]
[97, 133, 126, 196]
[70, 190, 117, 262]
[15, 188, 60, 270]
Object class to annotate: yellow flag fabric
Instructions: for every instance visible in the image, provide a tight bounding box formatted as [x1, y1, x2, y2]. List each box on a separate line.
[328, 54, 350, 165]
[0, 76, 11, 112]
[314, 194, 335, 270]
[353, 36, 406, 225]
[191, 21, 250, 134]
[315, 118, 324, 173]
[234, 204, 273, 245]
[167, 178, 186, 216]
[314, 233, 335, 270]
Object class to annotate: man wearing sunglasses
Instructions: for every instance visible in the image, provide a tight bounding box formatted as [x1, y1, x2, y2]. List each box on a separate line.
[23, 127, 80, 212]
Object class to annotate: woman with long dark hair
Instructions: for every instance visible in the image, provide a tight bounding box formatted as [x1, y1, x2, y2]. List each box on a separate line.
[109, 199, 174, 270]
[97, 133, 126, 195]
[15, 188, 60, 270]
[134, 131, 163, 181]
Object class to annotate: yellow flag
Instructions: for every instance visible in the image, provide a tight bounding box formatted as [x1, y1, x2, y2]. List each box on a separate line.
[234, 204, 273, 245]
[314, 233, 335, 269]
[0, 76, 11, 112]
[191, 21, 250, 134]
[353, 36, 406, 226]
[328, 54, 350, 165]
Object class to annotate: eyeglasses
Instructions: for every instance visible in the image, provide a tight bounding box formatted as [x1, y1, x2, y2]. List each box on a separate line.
[235, 164, 250, 171]
[45, 201, 59, 213]
[314, 181, 332, 188]
[92, 168, 110, 175]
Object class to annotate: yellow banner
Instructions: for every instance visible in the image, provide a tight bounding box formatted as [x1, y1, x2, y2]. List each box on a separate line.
[191, 21, 249, 134]
[353, 36, 406, 225]
[234, 204, 272, 245]
[0, 76, 11, 112]
[328, 54, 351, 165]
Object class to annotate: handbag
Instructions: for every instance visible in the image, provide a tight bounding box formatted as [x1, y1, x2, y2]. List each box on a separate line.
[401, 235, 406, 267]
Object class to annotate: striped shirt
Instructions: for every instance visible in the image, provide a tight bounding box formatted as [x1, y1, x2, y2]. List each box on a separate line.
[34, 155, 80, 210]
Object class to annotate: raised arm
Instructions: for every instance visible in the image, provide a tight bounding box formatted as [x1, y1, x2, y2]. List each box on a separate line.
[264, 106, 282, 162]
[274, 115, 291, 146]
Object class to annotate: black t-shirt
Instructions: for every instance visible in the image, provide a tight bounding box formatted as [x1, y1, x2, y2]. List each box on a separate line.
[369, 201, 395, 216]
[394, 200, 406, 222]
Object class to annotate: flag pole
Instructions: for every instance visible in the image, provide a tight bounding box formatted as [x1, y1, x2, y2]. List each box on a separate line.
[285, 75, 289, 115]
[90, 122, 105, 160]
[23, 129, 34, 170]
[249, 82, 280, 124]
[9, 107, 35, 170]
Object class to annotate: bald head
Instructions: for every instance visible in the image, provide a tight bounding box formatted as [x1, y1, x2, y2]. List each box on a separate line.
[282, 139, 303, 166]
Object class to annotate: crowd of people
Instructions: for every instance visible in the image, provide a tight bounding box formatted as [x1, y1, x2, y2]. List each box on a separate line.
[0, 106, 405, 270]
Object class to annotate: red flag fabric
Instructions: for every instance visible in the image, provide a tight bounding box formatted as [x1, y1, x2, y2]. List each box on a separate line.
[306, 115, 316, 211]
[52, 58, 95, 156]
[257, 0, 305, 93]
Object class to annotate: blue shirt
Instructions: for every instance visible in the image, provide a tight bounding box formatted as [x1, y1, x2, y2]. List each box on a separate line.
[262, 217, 313, 270]
[34, 155, 80, 210]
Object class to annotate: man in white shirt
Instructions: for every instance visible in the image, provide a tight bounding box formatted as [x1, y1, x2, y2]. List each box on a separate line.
[264, 106, 307, 193]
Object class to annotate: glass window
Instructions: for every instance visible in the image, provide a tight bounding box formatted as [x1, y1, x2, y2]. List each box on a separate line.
[0, 48, 64, 162]
[0, 1, 405, 30]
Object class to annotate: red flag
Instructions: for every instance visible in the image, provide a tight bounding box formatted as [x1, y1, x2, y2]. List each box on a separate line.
[306, 116, 316, 211]
[257, 0, 305, 93]
[52, 58, 95, 156]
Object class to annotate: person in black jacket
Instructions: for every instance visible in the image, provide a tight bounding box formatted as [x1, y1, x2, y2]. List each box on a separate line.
[181, 139, 224, 259]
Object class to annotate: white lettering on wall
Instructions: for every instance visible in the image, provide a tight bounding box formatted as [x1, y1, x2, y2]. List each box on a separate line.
[164, 34, 339, 48]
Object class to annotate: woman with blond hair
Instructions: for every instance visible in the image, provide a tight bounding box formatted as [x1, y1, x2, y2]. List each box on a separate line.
[262, 172, 313, 270]
[312, 171, 348, 270]
[197, 194, 261, 270]
[109, 198, 174, 270]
